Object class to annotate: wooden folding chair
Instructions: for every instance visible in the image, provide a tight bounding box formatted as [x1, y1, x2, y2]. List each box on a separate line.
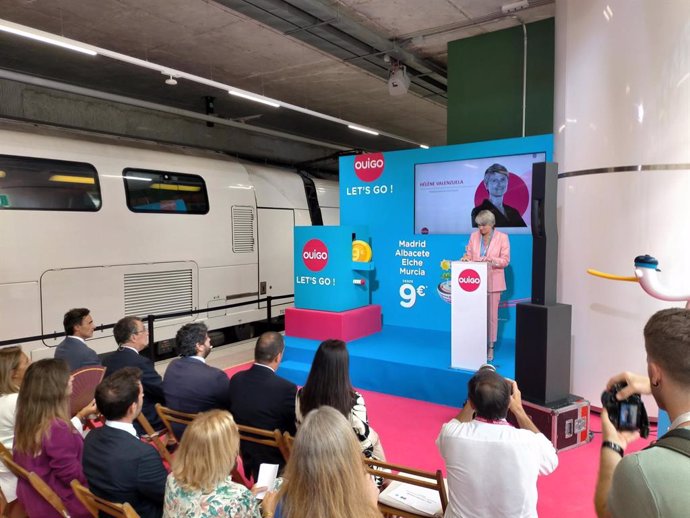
[0, 450, 69, 517]
[282, 431, 294, 459]
[136, 413, 173, 467]
[363, 457, 448, 518]
[71, 480, 140, 518]
[154, 404, 197, 445]
[237, 424, 290, 463]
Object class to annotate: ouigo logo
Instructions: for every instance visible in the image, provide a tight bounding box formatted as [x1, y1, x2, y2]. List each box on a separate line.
[302, 239, 329, 272]
[458, 269, 481, 292]
[354, 152, 385, 182]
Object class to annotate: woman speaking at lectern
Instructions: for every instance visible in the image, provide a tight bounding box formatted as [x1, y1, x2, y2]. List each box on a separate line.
[461, 210, 511, 362]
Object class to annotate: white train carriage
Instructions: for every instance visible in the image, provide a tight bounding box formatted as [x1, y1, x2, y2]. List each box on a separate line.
[0, 124, 339, 360]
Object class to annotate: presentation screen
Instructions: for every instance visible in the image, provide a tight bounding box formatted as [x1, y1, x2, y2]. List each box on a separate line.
[414, 152, 546, 235]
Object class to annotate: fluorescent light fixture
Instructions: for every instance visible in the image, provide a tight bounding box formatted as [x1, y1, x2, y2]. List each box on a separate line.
[0, 21, 97, 56]
[124, 176, 153, 182]
[150, 183, 200, 192]
[348, 125, 379, 136]
[229, 90, 280, 108]
[0, 18, 432, 148]
[49, 174, 95, 184]
[419, 144, 429, 149]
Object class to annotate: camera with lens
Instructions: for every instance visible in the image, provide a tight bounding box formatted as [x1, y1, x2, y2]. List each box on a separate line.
[601, 383, 650, 438]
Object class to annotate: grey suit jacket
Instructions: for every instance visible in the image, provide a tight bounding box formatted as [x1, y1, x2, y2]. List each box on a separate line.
[54, 336, 101, 372]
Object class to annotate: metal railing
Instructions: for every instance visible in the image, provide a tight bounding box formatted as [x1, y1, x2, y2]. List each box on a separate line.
[0, 293, 294, 362]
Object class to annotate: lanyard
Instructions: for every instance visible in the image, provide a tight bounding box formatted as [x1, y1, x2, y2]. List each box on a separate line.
[480, 231, 494, 258]
[475, 416, 511, 426]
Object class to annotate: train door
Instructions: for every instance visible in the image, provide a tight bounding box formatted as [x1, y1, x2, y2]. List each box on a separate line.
[257, 207, 295, 313]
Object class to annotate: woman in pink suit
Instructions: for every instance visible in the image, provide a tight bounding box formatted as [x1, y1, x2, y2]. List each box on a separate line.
[461, 210, 511, 362]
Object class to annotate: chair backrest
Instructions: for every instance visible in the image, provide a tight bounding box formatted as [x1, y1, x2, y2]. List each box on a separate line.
[155, 404, 198, 444]
[70, 365, 107, 417]
[282, 431, 294, 459]
[363, 457, 448, 518]
[136, 413, 173, 467]
[236, 424, 290, 463]
[0, 450, 70, 517]
[71, 479, 141, 518]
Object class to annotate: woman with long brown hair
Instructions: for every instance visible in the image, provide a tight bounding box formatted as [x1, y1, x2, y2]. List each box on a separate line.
[0, 346, 30, 506]
[297, 339, 385, 461]
[13, 359, 92, 518]
[164, 409, 264, 517]
[265, 406, 381, 518]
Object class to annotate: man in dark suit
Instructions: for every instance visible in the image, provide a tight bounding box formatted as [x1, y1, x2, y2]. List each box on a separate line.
[54, 307, 101, 371]
[228, 331, 297, 480]
[162, 322, 231, 436]
[104, 316, 165, 433]
[83, 367, 167, 518]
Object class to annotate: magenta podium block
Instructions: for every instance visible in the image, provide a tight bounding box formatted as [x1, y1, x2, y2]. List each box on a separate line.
[285, 304, 382, 342]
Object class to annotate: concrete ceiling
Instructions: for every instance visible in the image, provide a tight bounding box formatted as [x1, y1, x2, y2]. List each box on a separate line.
[0, 0, 554, 169]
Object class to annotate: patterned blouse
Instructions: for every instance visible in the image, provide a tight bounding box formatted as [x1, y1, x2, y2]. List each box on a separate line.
[163, 474, 261, 518]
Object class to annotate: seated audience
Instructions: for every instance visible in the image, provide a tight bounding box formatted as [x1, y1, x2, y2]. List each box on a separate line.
[595, 308, 690, 518]
[82, 367, 167, 518]
[163, 323, 231, 435]
[263, 405, 381, 518]
[437, 368, 558, 518]
[104, 316, 165, 433]
[296, 339, 385, 461]
[0, 346, 29, 508]
[228, 331, 297, 480]
[54, 307, 101, 371]
[13, 359, 94, 518]
[164, 409, 264, 517]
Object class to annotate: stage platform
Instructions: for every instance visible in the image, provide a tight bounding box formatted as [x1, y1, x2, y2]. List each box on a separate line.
[281, 325, 515, 408]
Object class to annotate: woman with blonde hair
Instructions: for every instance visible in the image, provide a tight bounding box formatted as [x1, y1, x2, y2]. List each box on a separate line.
[13, 358, 93, 518]
[265, 405, 381, 518]
[164, 409, 264, 517]
[0, 346, 30, 509]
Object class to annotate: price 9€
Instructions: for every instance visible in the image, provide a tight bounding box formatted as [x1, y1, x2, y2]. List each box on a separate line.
[399, 283, 426, 308]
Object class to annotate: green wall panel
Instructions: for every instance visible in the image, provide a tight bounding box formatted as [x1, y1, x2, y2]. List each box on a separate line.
[447, 18, 554, 144]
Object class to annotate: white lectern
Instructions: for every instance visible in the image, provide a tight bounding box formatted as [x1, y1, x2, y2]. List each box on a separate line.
[451, 261, 492, 370]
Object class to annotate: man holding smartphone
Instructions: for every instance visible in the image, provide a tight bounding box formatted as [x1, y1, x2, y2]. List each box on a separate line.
[595, 308, 690, 518]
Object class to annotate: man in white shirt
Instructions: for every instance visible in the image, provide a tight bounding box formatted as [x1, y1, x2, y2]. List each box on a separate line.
[437, 368, 558, 518]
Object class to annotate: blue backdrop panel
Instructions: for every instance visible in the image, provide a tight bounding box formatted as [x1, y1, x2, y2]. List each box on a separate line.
[294, 225, 372, 312]
[339, 135, 553, 342]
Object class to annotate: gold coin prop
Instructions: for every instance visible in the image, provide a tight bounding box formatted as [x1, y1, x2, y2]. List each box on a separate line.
[352, 240, 372, 262]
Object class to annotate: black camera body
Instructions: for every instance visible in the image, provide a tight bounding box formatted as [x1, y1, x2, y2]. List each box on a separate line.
[601, 383, 650, 438]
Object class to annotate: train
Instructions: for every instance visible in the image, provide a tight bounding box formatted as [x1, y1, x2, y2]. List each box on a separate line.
[0, 121, 339, 360]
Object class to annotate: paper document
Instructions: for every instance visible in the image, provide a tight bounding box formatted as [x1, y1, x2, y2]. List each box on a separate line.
[255, 463, 279, 499]
[387, 483, 441, 516]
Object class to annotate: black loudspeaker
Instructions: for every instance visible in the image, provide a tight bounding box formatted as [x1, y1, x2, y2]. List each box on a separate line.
[530, 162, 559, 305]
[515, 303, 572, 405]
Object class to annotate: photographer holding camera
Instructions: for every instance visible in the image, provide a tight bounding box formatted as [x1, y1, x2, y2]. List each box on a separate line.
[437, 366, 558, 518]
[595, 308, 690, 518]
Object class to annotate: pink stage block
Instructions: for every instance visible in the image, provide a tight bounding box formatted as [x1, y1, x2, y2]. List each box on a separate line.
[285, 305, 382, 342]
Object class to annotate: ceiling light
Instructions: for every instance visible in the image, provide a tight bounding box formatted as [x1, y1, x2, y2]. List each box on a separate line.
[150, 183, 200, 192]
[0, 20, 97, 56]
[229, 90, 280, 108]
[348, 125, 379, 136]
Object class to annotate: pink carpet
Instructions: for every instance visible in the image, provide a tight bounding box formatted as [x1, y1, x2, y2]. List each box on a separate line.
[225, 362, 655, 518]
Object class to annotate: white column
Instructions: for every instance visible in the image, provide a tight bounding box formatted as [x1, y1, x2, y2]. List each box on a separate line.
[555, 0, 690, 415]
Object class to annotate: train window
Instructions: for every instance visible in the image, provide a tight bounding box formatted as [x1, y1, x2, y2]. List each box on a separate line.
[0, 154, 101, 211]
[123, 169, 209, 214]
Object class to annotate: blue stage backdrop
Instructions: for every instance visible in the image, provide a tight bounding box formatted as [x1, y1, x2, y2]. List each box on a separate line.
[339, 135, 553, 340]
